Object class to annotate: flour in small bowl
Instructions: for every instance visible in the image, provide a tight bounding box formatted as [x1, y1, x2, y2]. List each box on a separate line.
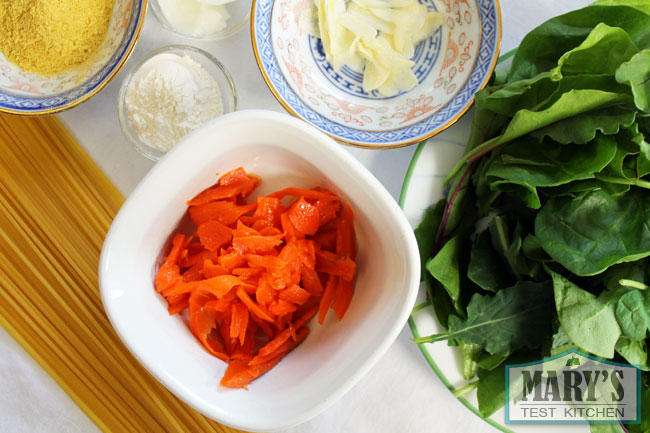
[125, 53, 223, 152]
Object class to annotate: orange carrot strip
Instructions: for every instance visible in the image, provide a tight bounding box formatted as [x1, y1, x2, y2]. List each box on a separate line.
[280, 212, 303, 242]
[197, 220, 232, 251]
[257, 306, 317, 358]
[232, 235, 284, 255]
[188, 291, 229, 362]
[269, 299, 298, 316]
[165, 234, 186, 265]
[336, 202, 357, 258]
[300, 266, 324, 296]
[232, 267, 262, 277]
[287, 197, 321, 236]
[154, 263, 180, 293]
[236, 286, 274, 323]
[229, 301, 249, 345]
[331, 278, 354, 320]
[167, 297, 189, 316]
[268, 187, 339, 201]
[278, 284, 311, 305]
[187, 176, 258, 206]
[314, 199, 341, 226]
[202, 260, 228, 278]
[162, 274, 246, 298]
[316, 249, 356, 282]
[318, 275, 338, 325]
[189, 201, 257, 227]
[218, 167, 250, 186]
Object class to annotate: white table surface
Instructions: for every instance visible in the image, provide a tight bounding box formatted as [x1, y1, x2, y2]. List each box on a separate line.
[0, 1, 592, 431]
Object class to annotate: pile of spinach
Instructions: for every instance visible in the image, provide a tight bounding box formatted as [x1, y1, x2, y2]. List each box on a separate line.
[414, 1, 650, 431]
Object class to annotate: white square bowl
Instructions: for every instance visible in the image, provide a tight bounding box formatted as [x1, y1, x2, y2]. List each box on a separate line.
[99, 109, 420, 431]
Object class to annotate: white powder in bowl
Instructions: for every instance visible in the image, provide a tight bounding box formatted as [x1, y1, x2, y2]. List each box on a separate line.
[124, 53, 223, 152]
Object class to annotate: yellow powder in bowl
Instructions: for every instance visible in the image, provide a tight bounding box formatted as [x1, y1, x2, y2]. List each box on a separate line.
[0, 0, 115, 76]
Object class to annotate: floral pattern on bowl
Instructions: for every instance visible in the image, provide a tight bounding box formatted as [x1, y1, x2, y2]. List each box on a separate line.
[0, 0, 147, 115]
[252, 0, 501, 147]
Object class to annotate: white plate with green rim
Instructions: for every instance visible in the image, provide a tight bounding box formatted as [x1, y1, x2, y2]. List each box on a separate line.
[398, 112, 589, 433]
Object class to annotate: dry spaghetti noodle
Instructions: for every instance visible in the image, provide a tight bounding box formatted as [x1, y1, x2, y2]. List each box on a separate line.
[0, 113, 243, 433]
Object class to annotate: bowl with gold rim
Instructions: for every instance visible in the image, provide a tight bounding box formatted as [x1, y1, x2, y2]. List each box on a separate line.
[0, 0, 147, 116]
[251, 0, 502, 148]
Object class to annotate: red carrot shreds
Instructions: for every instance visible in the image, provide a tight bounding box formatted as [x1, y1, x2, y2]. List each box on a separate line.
[189, 201, 257, 227]
[154, 167, 358, 388]
[287, 198, 320, 236]
[197, 220, 232, 251]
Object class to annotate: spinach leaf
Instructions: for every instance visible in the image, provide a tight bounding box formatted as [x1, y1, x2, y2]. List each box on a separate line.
[444, 281, 554, 356]
[550, 325, 579, 356]
[488, 216, 531, 278]
[473, 351, 508, 371]
[414, 200, 458, 328]
[509, 5, 650, 82]
[476, 351, 539, 417]
[551, 270, 621, 358]
[615, 337, 649, 370]
[593, 0, 650, 15]
[536, 188, 650, 276]
[522, 234, 552, 263]
[616, 50, 650, 113]
[426, 235, 463, 313]
[615, 289, 650, 340]
[550, 23, 639, 80]
[529, 105, 637, 145]
[486, 134, 618, 192]
[414, 199, 445, 278]
[468, 230, 513, 292]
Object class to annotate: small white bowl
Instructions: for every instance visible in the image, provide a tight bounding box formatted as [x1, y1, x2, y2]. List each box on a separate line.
[99, 109, 421, 431]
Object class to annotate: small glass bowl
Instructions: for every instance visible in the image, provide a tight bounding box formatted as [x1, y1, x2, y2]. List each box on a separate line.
[149, 0, 252, 40]
[118, 45, 237, 161]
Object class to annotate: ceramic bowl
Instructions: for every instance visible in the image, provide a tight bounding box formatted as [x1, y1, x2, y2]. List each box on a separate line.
[117, 45, 238, 161]
[251, 0, 502, 148]
[99, 109, 421, 431]
[150, 0, 253, 40]
[0, 0, 147, 115]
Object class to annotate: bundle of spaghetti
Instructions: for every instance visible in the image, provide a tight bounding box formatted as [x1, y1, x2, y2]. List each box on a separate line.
[0, 113, 242, 433]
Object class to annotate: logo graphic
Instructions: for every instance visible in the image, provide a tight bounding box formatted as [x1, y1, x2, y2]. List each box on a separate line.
[506, 349, 641, 424]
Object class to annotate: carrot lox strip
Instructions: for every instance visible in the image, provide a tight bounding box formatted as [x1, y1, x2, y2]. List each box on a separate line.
[316, 249, 356, 282]
[300, 266, 324, 296]
[236, 286, 274, 322]
[189, 201, 257, 227]
[229, 301, 249, 346]
[197, 220, 232, 251]
[269, 187, 339, 201]
[202, 260, 228, 278]
[287, 197, 321, 236]
[188, 291, 229, 362]
[336, 202, 357, 258]
[257, 306, 317, 358]
[249, 326, 310, 366]
[279, 284, 311, 305]
[218, 167, 250, 186]
[162, 274, 246, 299]
[154, 263, 180, 293]
[232, 235, 284, 255]
[318, 275, 338, 325]
[187, 175, 258, 206]
[165, 234, 186, 265]
[331, 278, 354, 320]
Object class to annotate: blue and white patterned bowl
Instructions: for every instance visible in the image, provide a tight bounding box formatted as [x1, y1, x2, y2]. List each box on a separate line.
[251, 0, 501, 148]
[0, 0, 147, 116]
